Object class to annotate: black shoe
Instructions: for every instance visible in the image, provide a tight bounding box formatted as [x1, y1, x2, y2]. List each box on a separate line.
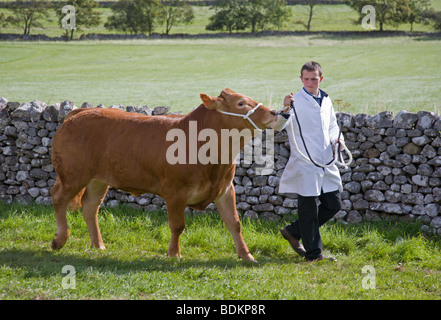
[309, 255, 337, 263]
[280, 228, 306, 257]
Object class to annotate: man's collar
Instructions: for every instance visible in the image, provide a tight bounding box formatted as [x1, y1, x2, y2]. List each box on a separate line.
[303, 87, 328, 98]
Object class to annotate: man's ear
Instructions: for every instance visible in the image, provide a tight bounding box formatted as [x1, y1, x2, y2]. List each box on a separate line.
[200, 93, 219, 109]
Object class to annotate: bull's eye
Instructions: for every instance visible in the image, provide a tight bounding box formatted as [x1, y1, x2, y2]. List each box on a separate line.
[238, 102, 244, 107]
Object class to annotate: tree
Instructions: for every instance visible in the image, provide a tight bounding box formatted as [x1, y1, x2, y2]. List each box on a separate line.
[137, 0, 160, 35]
[385, 0, 430, 31]
[407, 0, 431, 31]
[293, 0, 318, 31]
[265, 0, 292, 31]
[105, 0, 160, 35]
[305, 0, 318, 31]
[350, 0, 430, 31]
[0, 12, 7, 30]
[243, 0, 268, 33]
[206, 0, 249, 33]
[423, 8, 441, 31]
[207, 0, 290, 33]
[105, 0, 140, 34]
[390, 0, 413, 29]
[159, 0, 194, 35]
[6, 0, 51, 35]
[55, 0, 101, 39]
[350, 0, 400, 31]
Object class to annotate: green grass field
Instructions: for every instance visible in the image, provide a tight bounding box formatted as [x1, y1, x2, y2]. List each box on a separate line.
[0, 202, 440, 300]
[1, 36, 440, 115]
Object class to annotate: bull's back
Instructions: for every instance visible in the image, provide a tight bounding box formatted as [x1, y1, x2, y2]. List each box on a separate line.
[52, 108, 181, 195]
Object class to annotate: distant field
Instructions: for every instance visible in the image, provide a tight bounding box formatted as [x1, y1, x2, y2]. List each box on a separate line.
[0, 36, 440, 115]
[1, 1, 441, 36]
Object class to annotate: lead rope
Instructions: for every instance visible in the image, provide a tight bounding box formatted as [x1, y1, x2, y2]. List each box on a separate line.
[285, 101, 353, 169]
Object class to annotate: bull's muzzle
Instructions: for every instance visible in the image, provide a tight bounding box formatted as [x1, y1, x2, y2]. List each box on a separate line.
[271, 113, 290, 132]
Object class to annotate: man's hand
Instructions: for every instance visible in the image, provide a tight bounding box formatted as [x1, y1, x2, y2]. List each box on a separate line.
[334, 138, 345, 151]
[283, 93, 294, 112]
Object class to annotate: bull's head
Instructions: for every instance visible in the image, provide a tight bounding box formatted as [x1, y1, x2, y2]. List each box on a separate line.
[200, 88, 286, 132]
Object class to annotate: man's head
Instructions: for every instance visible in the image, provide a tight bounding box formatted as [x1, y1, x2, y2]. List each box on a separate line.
[300, 61, 323, 96]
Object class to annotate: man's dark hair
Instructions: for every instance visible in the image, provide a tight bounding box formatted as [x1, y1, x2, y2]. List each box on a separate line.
[301, 61, 322, 77]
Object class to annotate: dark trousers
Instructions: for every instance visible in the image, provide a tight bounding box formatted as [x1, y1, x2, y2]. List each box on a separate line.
[285, 190, 342, 260]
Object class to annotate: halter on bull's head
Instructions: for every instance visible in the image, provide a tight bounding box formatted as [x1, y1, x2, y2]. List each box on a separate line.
[200, 88, 288, 132]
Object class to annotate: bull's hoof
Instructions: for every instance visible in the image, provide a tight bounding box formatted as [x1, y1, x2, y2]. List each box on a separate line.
[51, 231, 69, 250]
[51, 239, 61, 250]
[90, 243, 106, 250]
[241, 258, 258, 264]
[166, 253, 182, 260]
[240, 254, 257, 263]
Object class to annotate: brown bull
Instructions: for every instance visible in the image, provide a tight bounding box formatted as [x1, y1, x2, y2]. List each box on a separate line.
[50, 88, 281, 262]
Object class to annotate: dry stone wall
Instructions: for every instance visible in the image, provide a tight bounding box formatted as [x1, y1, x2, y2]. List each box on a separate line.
[1, 97, 441, 236]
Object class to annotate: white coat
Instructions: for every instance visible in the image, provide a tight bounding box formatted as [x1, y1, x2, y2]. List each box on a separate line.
[278, 88, 343, 197]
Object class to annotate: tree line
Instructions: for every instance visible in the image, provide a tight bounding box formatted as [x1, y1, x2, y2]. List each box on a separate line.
[0, 0, 195, 38]
[0, 0, 440, 39]
[349, 0, 440, 32]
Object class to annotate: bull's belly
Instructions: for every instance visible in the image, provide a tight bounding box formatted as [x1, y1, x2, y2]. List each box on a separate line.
[94, 170, 161, 198]
[93, 171, 217, 209]
[93, 159, 231, 211]
[185, 182, 228, 210]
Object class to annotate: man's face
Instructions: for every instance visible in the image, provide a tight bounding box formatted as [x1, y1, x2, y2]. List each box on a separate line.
[300, 70, 323, 95]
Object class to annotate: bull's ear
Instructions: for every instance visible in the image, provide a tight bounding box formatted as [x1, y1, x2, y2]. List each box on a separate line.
[222, 88, 234, 95]
[200, 93, 219, 110]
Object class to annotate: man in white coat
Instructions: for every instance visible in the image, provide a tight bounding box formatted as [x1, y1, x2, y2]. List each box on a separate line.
[279, 61, 342, 262]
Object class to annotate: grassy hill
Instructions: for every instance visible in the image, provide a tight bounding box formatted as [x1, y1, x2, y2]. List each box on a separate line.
[1, 36, 440, 115]
[1, 1, 441, 36]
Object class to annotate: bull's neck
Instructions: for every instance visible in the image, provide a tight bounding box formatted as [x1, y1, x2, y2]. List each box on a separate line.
[188, 104, 250, 129]
[184, 104, 258, 164]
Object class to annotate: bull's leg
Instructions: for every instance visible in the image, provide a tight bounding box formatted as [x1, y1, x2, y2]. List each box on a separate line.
[215, 183, 255, 262]
[50, 178, 81, 249]
[81, 180, 109, 250]
[165, 198, 186, 258]
[68, 188, 86, 211]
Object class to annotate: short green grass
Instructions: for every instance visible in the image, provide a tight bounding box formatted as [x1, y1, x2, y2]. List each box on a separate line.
[0, 202, 440, 300]
[1, 36, 440, 115]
